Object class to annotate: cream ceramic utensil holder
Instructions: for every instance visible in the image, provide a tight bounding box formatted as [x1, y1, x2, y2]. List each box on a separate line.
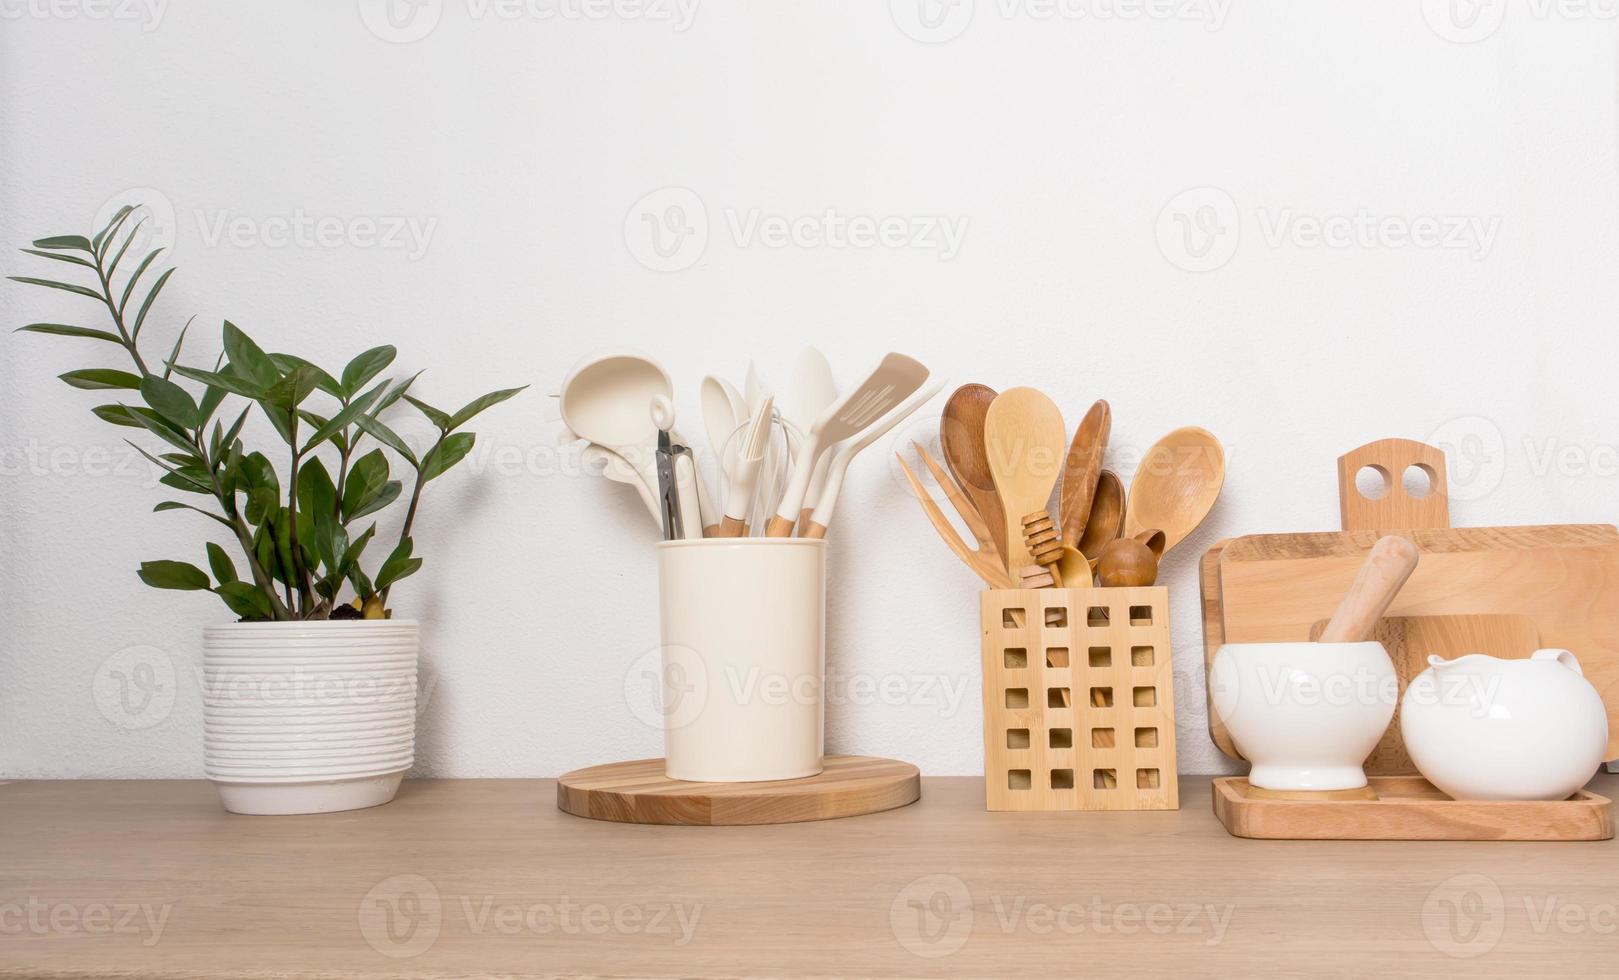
[656, 538, 826, 782]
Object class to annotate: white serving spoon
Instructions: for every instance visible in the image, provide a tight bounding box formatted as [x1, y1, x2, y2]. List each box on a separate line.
[701, 375, 745, 510]
[783, 347, 838, 527]
[558, 349, 673, 498]
[764, 352, 931, 537]
[800, 378, 944, 539]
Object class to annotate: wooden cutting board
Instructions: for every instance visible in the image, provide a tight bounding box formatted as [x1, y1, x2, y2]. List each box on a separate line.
[1203, 439, 1619, 764]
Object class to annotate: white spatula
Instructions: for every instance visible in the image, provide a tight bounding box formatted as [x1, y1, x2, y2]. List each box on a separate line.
[764, 352, 930, 537]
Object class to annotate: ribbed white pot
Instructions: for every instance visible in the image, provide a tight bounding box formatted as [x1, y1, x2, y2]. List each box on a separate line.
[202, 620, 418, 815]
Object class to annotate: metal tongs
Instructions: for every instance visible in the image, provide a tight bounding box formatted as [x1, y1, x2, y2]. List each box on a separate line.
[651, 395, 698, 541]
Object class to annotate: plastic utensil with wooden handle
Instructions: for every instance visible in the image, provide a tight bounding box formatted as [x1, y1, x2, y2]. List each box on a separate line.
[1317, 535, 1422, 643]
[765, 352, 930, 537]
[714, 396, 774, 537]
[800, 379, 943, 539]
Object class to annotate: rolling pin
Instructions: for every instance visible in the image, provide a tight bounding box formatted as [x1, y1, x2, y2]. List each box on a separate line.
[1317, 535, 1421, 643]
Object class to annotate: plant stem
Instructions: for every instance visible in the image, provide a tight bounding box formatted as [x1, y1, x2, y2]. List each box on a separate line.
[91, 249, 149, 376]
[199, 435, 292, 621]
[378, 429, 442, 607]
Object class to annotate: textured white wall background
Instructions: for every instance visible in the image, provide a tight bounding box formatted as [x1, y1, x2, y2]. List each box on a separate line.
[2, 1, 1616, 778]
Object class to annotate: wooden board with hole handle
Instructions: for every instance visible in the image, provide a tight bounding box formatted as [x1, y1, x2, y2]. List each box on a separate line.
[1202, 438, 1619, 765]
[557, 756, 920, 825]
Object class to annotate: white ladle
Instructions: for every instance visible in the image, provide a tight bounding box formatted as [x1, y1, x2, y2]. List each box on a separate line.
[800, 378, 944, 539]
[558, 348, 672, 498]
[764, 352, 931, 537]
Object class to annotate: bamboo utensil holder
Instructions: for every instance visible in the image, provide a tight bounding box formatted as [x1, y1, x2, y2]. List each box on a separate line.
[979, 586, 1179, 811]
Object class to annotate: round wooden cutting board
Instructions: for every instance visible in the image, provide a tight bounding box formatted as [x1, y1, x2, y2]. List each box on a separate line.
[556, 755, 921, 826]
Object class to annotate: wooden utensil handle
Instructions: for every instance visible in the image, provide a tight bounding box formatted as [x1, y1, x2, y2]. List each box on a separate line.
[1337, 439, 1451, 532]
[1318, 535, 1421, 643]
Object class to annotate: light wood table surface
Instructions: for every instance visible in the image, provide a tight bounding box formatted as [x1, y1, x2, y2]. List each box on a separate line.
[2, 775, 1616, 978]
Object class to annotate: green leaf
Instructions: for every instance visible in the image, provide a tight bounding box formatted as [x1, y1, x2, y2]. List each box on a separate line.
[140, 375, 200, 428]
[300, 379, 386, 454]
[246, 486, 279, 526]
[93, 404, 150, 428]
[118, 248, 163, 312]
[171, 364, 265, 400]
[375, 371, 421, 413]
[448, 386, 526, 430]
[138, 560, 211, 591]
[16, 323, 121, 344]
[349, 480, 401, 522]
[161, 316, 193, 379]
[129, 267, 174, 340]
[375, 537, 419, 590]
[92, 207, 134, 252]
[153, 500, 232, 527]
[22, 248, 96, 269]
[269, 354, 340, 398]
[104, 216, 143, 277]
[216, 582, 274, 620]
[347, 564, 375, 600]
[206, 542, 238, 586]
[121, 404, 198, 454]
[403, 394, 452, 430]
[222, 321, 281, 390]
[159, 471, 212, 495]
[219, 406, 251, 449]
[9, 276, 102, 301]
[60, 368, 141, 390]
[296, 458, 337, 522]
[342, 523, 377, 570]
[341, 449, 390, 521]
[263, 364, 322, 411]
[420, 431, 476, 482]
[352, 413, 417, 466]
[33, 234, 93, 251]
[340, 345, 396, 396]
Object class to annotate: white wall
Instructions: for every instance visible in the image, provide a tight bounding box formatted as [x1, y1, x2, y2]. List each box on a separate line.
[2, 1, 1616, 778]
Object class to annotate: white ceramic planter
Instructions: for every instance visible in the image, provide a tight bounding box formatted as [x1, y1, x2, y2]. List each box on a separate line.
[202, 620, 417, 815]
[1210, 641, 1397, 792]
[656, 538, 825, 782]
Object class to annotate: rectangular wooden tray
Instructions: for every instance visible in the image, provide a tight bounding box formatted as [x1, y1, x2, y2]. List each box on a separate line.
[1212, 776, 1614, 841]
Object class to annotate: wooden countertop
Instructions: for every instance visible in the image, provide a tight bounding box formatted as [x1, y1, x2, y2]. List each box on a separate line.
[2, 775, 1615, 979]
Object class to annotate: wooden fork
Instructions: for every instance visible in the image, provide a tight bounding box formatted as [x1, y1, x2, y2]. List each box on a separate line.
[897, 444, 1015, 590]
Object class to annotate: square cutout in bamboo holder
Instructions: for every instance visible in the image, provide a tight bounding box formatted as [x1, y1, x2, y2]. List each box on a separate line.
[980, 586, 1178, 812]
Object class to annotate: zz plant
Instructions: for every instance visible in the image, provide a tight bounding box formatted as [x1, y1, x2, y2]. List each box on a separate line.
[13, 205, 525, 621]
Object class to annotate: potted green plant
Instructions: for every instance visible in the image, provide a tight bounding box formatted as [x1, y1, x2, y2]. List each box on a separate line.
[13, 205, 524, 814]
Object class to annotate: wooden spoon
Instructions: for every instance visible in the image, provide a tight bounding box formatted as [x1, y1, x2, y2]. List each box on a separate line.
[1076, 469, 1125, 560]
[1124, 426, 1226, 554]
[1096, 536, 1159, 588]
[1059, 400, 1111, 548]
[940, 384, 1007, 560]
[983, 389, 1066, 574]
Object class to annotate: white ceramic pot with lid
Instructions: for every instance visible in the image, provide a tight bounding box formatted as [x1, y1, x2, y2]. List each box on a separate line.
[1401, 649, 1609, 801]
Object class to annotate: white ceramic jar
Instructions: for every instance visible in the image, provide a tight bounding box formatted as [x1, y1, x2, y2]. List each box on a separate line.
[656, 538, 825, 782]
[1401, 649, 1609, 801]
[202, 620, 417, 815]
[1210, 641, 1397, 791]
